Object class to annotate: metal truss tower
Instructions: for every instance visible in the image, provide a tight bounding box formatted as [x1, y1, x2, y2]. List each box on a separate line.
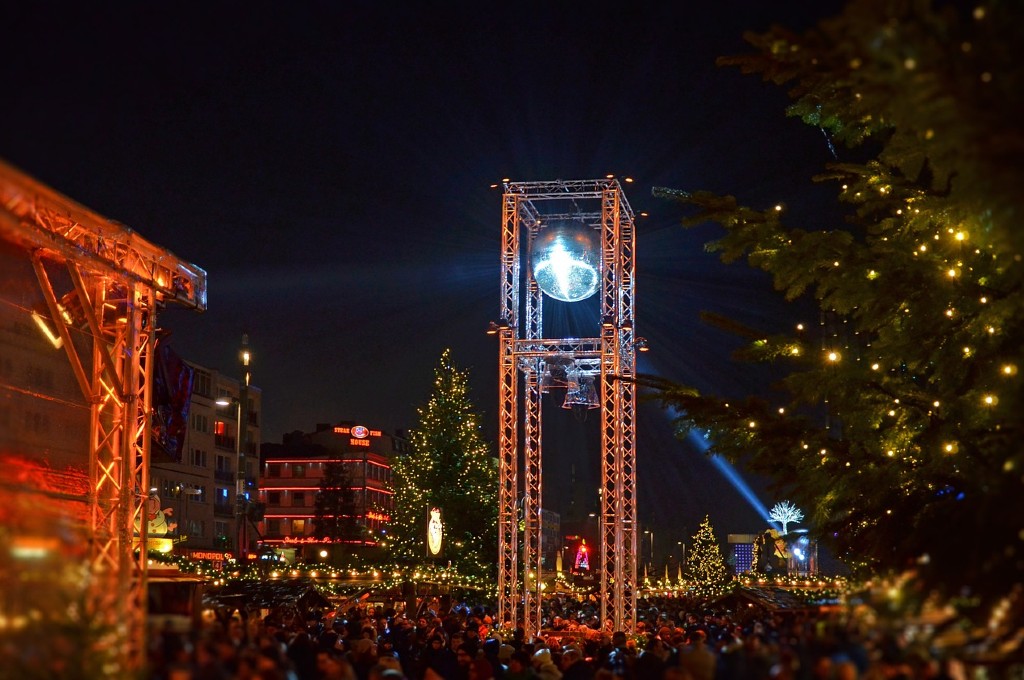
[496, 178, 638, 636]
[0, 159, 207, 673]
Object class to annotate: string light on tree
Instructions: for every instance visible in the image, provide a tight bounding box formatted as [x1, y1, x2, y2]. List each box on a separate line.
[644, 0, 1023, 616]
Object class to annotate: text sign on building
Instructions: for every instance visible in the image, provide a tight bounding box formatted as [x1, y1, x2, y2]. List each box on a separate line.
[333, 424, 382, 447]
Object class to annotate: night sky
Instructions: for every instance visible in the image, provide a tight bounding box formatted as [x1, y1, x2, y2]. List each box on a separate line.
[1, 2, 847, 557]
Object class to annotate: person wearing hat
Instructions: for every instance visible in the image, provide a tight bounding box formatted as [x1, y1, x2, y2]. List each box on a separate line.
[559, 646, 593, 680]
[532, 648, 563, 680]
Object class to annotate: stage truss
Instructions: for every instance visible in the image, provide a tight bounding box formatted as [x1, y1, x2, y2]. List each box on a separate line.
[496, 178, 638, 636]
[0, 159, 207, 672]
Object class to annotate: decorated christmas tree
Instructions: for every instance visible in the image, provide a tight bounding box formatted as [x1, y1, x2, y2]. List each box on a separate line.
[390, 349, 499, 579]
[646, 0, 1023, 612]
[686, 515, 729, 595]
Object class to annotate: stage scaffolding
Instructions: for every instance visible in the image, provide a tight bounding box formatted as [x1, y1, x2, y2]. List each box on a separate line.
[495, 178, 638, 636]
[0, 159, 207, 673]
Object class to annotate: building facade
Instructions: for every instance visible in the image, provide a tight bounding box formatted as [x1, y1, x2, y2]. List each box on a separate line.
[149, 359, 262, 559]
[258, 422, 410, 563]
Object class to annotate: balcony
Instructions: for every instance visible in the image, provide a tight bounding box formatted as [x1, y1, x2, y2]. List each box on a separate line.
[214, 469, 234, 484]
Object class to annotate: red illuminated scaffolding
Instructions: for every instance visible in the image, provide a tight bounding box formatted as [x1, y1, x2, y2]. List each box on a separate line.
[0, 159, 207, 672]
[496, 178, 638, 636]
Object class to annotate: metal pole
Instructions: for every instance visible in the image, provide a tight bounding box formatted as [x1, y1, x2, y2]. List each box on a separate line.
[236, 334, 251, 560]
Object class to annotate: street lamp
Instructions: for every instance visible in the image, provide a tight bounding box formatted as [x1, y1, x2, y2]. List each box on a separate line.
[216, 395, 246, 559]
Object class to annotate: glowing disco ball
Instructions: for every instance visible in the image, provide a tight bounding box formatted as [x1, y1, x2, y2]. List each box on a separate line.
[531, 223, 600, 302]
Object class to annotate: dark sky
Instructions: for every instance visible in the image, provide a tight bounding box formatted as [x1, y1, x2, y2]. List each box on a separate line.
[1, 2, 846, 555]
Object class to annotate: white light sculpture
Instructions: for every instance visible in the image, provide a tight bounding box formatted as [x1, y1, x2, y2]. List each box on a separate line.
[531, 222, 600, 302]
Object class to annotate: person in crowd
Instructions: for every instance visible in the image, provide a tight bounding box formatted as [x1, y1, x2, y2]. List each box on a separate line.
[504, 650, 537, 680]
[532, 648, 563, 680]
[602, 632, 634, 678]
[318, 647, 357, 680]
[633, 636, 670, 679]
[678, 629, 716, 680]
[559, 646, 594, 680]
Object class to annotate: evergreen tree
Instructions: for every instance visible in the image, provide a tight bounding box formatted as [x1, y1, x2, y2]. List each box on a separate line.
[314, 452, 358, 543]
[686, 515, 728, 594]
[390, 349, 498, 579]
[646, 0, 1023, 611]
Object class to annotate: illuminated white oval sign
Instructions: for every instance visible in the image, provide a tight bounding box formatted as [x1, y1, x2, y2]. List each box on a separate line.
[352, 425, 369, 438]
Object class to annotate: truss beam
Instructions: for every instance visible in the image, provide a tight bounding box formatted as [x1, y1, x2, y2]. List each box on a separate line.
[496, 178, 637, 637]
[0, 160, 206, 673]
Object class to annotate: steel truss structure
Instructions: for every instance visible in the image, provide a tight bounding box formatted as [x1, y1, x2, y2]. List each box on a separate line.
[496, 178, 638, 636]
[0, 159, 207, 672]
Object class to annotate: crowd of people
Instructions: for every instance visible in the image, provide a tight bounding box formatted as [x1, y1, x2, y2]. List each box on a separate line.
[148, 594, 973, 680]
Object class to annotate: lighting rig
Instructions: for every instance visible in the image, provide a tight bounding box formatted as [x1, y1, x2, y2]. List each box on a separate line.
[492, 178, 642, 635]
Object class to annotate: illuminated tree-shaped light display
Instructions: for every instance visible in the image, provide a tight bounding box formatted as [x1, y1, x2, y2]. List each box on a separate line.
[574, 540, 591, 571]
[646, 0, 1024, 612]
[768, 500, 804, 536]
[390, 350, 498, 579]
[686, 515, 728, 596]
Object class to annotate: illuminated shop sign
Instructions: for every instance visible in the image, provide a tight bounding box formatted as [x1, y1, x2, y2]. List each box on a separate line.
[189, 550, 232, 561]
[334, 425, 382, 446]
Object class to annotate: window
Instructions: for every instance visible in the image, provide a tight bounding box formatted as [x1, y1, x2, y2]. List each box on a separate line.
[193, 370, 211, 397]
[293, 492, 306, 507]
[190, 449, 208, 468]
[267, 491, 281, 505]
[267, 463, 281, 478]
[216, 455, 230, 472]
[159, 479, 177, 498]
[215, 521, 229, 537]
[192, 413, 208, 433]
[292, 464, 306, 479]
[290, 519, 305, 535]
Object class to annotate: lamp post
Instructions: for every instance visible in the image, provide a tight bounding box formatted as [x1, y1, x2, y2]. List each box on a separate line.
[216, 395, 246, 559]
[216, 334, 252, 562]
[644, 529, 654, 564]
